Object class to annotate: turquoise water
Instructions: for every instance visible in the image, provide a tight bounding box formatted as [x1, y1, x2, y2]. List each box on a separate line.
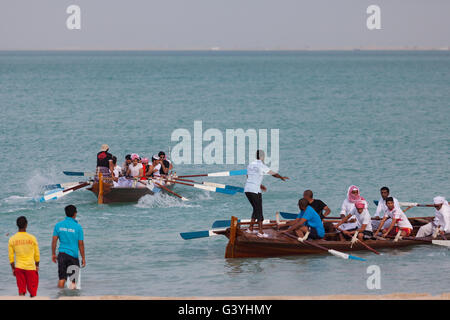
[0, 51, 449, 297]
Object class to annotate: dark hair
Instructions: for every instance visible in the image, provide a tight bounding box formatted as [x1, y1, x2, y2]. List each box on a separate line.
[385, 197, 394, 203]
[16, 216, 27, 229]
[112, 156, 117, 165]
[298, 198, 309, 210]
[303, 190, 313, 198]
[65, 205, 77, 217]
[380, 186, 390, 193]
[125, 154, 131, 160]
[158, 151, 165, 157]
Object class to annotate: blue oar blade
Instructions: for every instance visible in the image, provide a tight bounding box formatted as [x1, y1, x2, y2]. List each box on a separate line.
[63, 171, 85, 176]
[212, 219, 241, 228]
[225, 185, 244, 193]
[348, 255, 367, 262]
[229, 169, 247, 176]
[280, 212, 298, 220]
[180, 231, 210, 240]
[373, 200, 379, 206]
[215, 188, 237, 195]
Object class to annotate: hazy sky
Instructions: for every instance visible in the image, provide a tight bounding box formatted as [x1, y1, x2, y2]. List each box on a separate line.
[0, 0, 449, 50]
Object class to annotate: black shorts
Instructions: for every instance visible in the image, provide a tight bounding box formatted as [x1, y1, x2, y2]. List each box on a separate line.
[245, 192, 263, 221]
[346, 228, 373, 239]
[58, 252, 80, 280]
[307, 227, 323, 240]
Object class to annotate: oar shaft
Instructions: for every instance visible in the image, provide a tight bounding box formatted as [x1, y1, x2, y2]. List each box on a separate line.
[153, 181, 188, 201]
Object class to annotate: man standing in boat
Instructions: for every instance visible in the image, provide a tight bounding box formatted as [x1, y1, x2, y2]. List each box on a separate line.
[244, 150, 289, 237]
[96, 144, 114, 180]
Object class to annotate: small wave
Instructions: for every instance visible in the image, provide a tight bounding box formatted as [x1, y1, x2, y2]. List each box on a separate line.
[135, 193, 199, 208]
[1, 195, 34, 205]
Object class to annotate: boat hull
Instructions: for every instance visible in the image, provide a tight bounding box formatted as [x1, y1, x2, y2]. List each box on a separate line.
[88, 181, 173, 203]
[220, 216, 438, 258]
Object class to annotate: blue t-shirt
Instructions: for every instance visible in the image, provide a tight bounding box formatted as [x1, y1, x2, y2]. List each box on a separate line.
[53, 217, 84, 258]
[297, 206, 325, 238]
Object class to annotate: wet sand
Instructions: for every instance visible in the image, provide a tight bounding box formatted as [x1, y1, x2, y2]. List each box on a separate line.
[1, 293, 449, 300]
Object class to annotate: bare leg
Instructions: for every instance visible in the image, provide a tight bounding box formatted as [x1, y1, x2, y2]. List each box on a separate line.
[58, 279, 66, 288]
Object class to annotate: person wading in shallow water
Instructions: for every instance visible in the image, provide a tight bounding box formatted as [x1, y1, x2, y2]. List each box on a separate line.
[244, 150, 289, 238]
[52, 205, 86, 289]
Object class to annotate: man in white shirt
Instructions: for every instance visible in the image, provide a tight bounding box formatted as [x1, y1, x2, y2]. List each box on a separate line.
[335, 201, 373, 241]
[372, 186, 401, 230]
[416, 196, 450, 238]
[244, 150, 289, 238]
[375, 197, 413, 237]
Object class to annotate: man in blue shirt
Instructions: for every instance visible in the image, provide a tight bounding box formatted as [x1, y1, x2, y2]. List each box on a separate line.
[279, 198, 325, 239]
[51, 205, 86, 288]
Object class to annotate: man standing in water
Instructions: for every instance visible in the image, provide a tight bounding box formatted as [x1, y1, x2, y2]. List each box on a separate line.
[244, 150, 289, 237]
[52, 205, 86, 289]
[8, 216, 40, 297]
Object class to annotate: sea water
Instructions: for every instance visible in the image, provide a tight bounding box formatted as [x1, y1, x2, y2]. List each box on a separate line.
[0, 51, 449, 298]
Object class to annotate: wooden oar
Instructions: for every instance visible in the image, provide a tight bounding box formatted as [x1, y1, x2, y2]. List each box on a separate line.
[282, 232, 366, 261]
[385, 235, 450, 247]
[337, 227, 380, 255]
[212, 219, 274, 228]
[161, 178, 237, 195]
[177, 169, 247, 178]
[173, 177, 244, 193]
[39, 182, 90, 202]
[42, 182, 83, 191]
[153, 181, 189, 201]
[180, 228, 226, 240]
[373, 200, 436, 208]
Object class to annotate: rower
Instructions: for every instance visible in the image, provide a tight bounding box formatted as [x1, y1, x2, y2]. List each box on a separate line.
[372, 186, 401, 230]
[416, 196, 450, 238]
[96, 144, 114, 180]
[146, 155, 162, 178]
[244, 150, 289, 238]
[375, 197, 413, 238]
[337, 185, 367, 231]
[127, 154, 144, 179]
[279, 198, 325, 240]
[121, 154, 132, 176]
[335, 201, 373, 241]
[158, 151, 173, 175]
[111, 156, 122, 187]
[303, 190, 331, 219]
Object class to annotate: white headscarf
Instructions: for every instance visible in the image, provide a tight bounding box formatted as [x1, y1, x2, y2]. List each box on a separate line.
[433, 196, 449, 207]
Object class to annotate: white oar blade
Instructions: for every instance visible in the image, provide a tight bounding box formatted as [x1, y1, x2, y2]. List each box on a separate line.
[432, 240, 450, 247]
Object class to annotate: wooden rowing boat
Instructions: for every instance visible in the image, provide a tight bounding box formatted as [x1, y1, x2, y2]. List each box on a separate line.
[216, 216, 444, 258]
[87, 174, 175, 204]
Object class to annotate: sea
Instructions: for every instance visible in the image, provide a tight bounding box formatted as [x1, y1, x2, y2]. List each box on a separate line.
[0, 50, 449, 298]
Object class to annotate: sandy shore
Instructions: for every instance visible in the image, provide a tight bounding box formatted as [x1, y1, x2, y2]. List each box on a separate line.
[1, 293, 449, 300]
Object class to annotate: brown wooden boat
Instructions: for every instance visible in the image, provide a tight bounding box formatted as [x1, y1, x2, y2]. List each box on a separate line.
[87, 173, 175, 204]
[216, 216, 445, 258]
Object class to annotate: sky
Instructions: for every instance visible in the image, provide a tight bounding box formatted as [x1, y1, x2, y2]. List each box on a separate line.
[0, 0, 449, 50]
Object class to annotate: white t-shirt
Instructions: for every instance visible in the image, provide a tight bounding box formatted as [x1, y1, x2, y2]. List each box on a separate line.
[384, 207, 412, 229]
[340, 198, 368, 216]
[128, 163, 143, 177]
[375, 197, 400, 218]
[244, 160, 271, 194]
[349, 207, 373, 232]
[434, 205, 450, 233]
[152, 164, 162, 177]
[113, 165, 122, 178]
